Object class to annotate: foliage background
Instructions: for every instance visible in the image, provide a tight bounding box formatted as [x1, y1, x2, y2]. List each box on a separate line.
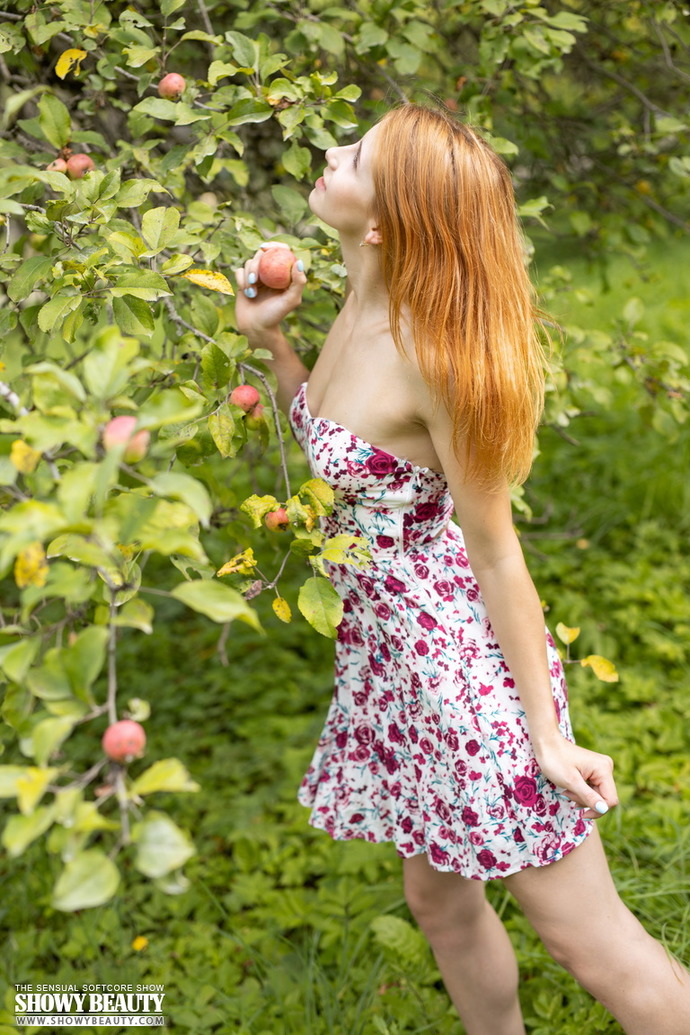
[0, 0, 689, 1031]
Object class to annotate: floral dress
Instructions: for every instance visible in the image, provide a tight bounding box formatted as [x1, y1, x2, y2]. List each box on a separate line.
[289, 381, 592, 880]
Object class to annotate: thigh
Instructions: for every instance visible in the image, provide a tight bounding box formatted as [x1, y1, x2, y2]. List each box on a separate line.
[503, 826, 640, 956]
[403, 851, 488, 924]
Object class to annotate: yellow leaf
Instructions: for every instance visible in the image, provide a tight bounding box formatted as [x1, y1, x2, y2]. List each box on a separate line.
[131, 935, 149, 951]
[55, 48, 88, 79]
[216, 548, 257, 577]
[272, 596, 292, 623]
[10, 440, 42, 474]
[182, 269, 234, 295]
[14, 542, 49, 589]
[580, 655, 619, 683]
[555, 622, 580, 645]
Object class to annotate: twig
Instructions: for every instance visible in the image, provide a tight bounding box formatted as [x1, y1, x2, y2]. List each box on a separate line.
[579, 54, 672, 118]
[163, 298, 292, 498]
[653, 21, 690, 83]
[0, 381, 28, 415]
[114, 64, 141, 83]
[106, 595, 118, 724]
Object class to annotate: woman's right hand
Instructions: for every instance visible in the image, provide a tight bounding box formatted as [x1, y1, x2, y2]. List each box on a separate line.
[234, 243, 307, 345]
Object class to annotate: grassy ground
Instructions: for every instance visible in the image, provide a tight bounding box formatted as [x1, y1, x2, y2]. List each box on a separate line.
[1, 236, 689, 1034]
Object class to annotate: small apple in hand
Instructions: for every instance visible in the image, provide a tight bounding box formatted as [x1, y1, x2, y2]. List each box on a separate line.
[264, 507, 289, 531]
[258, 247, 297, 290]
[102, 719, 146, 763]
[229, 384, 260, 412]
[66, 153, 95, 179]
[102, 416, 150, 463]
[158, 73, 186, 100]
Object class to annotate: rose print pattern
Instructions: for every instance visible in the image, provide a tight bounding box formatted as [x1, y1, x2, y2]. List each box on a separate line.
[289, 382, 593, 880]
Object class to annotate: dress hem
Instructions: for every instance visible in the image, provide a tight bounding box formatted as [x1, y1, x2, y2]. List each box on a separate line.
[299, 798, 595, 882]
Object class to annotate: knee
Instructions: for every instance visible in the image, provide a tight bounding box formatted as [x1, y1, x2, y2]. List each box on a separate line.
[403, 864, 485, 943]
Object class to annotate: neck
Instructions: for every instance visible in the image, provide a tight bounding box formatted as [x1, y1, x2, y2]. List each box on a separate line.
[340, 232, 388, 315]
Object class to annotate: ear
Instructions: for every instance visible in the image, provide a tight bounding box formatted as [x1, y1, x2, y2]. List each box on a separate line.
[362, 225, 382, 246]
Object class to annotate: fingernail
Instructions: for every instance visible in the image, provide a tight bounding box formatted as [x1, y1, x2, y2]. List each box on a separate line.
[248, 272, 257, 284]
[296, 260, 304, 272]
[244, 287, 256, 298]
[594, 801, 609, 815]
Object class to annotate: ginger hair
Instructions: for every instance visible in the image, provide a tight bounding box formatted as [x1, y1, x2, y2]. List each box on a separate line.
[372, 104, 547, 487]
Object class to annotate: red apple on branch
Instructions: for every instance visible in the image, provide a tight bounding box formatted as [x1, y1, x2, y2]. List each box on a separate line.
[102, 719, 146, 763]
[158, 73, 186, 100]
[66, 153, 95, 179]
[264, 507, 290, 531]
[102, 416, 150, 463]
[229, 384, 260, 412]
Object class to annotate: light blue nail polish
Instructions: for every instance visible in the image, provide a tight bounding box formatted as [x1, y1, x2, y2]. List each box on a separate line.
[296, 259, 304, 272]
[244, 287, 256, 298]
[594, 801, 609, 815]
[248, 272, 257, 284]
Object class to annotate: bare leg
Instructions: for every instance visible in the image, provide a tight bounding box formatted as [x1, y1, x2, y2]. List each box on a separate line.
[504, 826, 690, 1035]
[403, 853, 525, 1035]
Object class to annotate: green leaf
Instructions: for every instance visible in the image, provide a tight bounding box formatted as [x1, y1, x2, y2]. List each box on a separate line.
[82, 328, 139, 399]
[17, 766, 59, 813]
[297, 576, 343, 638]
[37, 295, 81, 334]
[52, 849, 120, 911]
[38, 93, 71, 149]
[0, 765, 28, 799]
[200, 343, 232, 394]
[137, 387, 203, 430]
[31, 716, 75, 766]
[115, 178, 168, 208]
[134, 811, 195, 877]
[171, 579, 260, 629]
[0, 637, 40, 683]
[282, 141, 312, 179]
[208, 60, 238, 86]
[113, 295, 155, 337]
[2, 805, 55, 857]
[7, 255, 54, 303]
[149, 472, 212, 527]
[208, 404, 236, 458]
[130, 758, 200, 796]
[62, 626, 109, 699]
[141, 205, 181, 252]
[111, 597, 154, 633]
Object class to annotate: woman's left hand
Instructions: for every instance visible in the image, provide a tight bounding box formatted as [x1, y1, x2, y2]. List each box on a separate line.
[534, 736, 619, 820]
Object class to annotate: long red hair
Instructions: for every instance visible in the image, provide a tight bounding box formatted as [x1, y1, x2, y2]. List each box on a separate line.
[372, 104, 547, 487]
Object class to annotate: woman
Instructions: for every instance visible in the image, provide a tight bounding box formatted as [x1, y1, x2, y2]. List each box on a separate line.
[235, 104, 690, 1034]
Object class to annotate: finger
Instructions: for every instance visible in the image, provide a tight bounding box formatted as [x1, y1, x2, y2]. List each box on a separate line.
[290, 259, 307, 289]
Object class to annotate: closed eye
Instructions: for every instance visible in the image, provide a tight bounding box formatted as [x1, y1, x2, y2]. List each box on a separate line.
[353, 141, 362, 169]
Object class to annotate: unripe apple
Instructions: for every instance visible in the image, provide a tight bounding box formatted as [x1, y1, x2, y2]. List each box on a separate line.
[264, 507, 289, 531]
[158, 73, 186, 100]
[229, 384, 260, 412]
[245, 403, 266, 430]
[102, 415, 151, 463]
[102, 719, 146, 763]
[257, 247, 297, 290]
[47, 158, 68, 173]
[66, 153, 95, 179]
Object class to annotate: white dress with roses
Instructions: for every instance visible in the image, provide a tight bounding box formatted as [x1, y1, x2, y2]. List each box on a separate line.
[289, 382, 593, 879]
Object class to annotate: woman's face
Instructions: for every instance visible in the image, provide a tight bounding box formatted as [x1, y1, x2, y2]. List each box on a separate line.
[308, 125, 379, 237]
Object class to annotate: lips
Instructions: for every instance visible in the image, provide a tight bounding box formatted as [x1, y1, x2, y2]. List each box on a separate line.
[314, 175, 325, 190]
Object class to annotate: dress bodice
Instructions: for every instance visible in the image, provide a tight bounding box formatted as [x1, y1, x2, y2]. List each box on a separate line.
[289, 381, 454, 559]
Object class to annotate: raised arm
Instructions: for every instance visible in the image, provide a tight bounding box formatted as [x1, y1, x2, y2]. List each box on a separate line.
[234, 244, 310, 413]
[425, 401, 618, 821]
